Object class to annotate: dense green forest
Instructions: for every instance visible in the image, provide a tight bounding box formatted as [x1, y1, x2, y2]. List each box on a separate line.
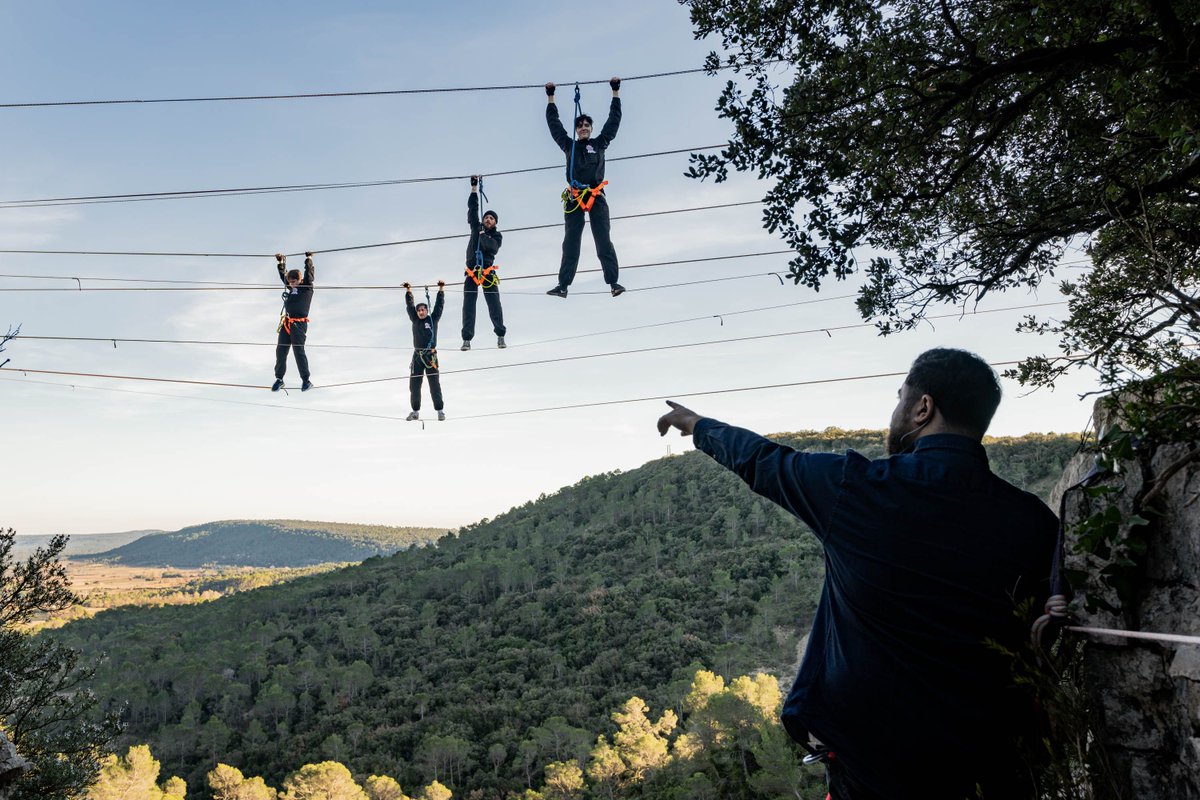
[54, 430, 1080, 798]
[79, 520, 448, 568]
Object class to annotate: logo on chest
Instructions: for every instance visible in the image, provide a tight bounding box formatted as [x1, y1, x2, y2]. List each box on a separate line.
[586, 144, 596, 154]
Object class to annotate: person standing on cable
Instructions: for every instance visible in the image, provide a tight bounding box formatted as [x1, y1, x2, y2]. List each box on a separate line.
[461, 175, 506, 351]
[404, 280, 446, 421]
[544, 77, 625, 299]
[272, 252, 314, 392]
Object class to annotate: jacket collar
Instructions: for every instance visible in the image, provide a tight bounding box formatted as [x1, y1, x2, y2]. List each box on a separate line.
[906, 433, 988, 464]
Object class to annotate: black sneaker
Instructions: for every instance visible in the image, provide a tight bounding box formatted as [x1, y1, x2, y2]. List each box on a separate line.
[610, 283, 626, 297]
[301, 380, 313, 392]
[271, 379, 284, 392]
[406, 411, 419, 421]
[461, 341, 471, 351]
[437, 410, 446, 421]
[497, 336, 506, 348]
[546, 285, 568, 298]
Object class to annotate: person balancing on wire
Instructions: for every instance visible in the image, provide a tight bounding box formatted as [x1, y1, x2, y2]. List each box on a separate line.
[272, 252, 314, 392]
[461, 175, 506, 351]
[404, 280, 446, 421]
[544, 77, 624, 299]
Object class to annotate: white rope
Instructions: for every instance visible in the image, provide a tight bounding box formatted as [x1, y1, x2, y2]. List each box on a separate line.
[1066, 626, 1200, 646]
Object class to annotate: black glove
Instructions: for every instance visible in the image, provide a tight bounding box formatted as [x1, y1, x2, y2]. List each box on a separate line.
[545, 83, 555, 97]
[609, 77, 621, 91]
[470, 175, 478, 187]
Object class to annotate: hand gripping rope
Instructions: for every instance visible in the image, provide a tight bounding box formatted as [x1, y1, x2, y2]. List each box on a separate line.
[466, 176, 500, 289]
[561, 84, 610, 214]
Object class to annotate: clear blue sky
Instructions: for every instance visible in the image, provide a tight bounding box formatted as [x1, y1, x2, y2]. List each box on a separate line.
[1, 2, 1098, 536]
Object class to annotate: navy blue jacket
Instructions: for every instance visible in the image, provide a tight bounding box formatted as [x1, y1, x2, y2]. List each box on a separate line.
[546, 97, 621, 187]
[405, 290, 443, 350]
[693, 421, 1057, 798]
[466, 192, 502, 268]
[277, 259, 315, 317]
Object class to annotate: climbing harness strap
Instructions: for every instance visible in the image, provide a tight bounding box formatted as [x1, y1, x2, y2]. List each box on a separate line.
[277, 315, 309, 335]
[562, 180, 609, 213]
[465, 264, 499, 288]
[416, 348, 438, 371]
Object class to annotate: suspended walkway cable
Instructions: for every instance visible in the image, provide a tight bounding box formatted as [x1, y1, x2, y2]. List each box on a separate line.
[0, 200, 762, 259]
[0, 145, 725, 209]
[0, 65, 751, 110]
[3, 302, 1064, 392]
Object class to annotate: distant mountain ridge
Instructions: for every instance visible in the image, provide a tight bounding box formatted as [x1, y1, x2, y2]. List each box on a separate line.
[77, 519, 448, 568]
[13, 530, 159, 559]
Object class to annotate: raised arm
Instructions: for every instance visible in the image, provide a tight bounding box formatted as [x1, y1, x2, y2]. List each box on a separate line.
[404, 283, 417, 321]
[276, 253, 287, 285]
[302, 252, 315, 285]
[544, 83, 572, 152]
[432, 281, 445, 322]
[468, 178, 480, 228]
[594, 80, 622, 149]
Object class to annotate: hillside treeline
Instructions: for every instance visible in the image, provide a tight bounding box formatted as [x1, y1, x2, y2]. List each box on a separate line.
[55, 431, 1079, 797]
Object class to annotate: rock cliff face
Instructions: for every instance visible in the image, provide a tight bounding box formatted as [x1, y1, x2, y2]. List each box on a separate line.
[0, 731, 29, 800]
[1057, 436, 1200, 799]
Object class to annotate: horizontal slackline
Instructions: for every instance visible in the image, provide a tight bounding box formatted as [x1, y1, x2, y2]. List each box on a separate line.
[0, 145, 725, 209]
[0, 200, 762, 259]
[0, 361, 1020, 424]
[4, 302, 1063, 392]
[0, 249, 793, 290]
[12, 291, 850, 352]
[0, 63, 768, 109]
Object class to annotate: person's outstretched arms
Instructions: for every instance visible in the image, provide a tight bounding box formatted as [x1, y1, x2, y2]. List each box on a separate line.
[302, 251, 315, 285]
[595, 77, 622, 148]
[545, 82, 571, 151]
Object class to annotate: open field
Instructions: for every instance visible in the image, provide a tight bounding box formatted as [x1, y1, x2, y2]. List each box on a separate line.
[28, 560, 348, 630]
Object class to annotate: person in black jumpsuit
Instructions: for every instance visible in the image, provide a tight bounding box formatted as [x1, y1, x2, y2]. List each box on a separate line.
[404, 280, 445, 421]
[272, 252, 314, 392]
[461, 176, 506, 351]
[544, 77, 624, 298]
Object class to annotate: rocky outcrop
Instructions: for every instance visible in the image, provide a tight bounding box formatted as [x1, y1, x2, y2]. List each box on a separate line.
[0, 730, 29, 800]
[1058, 432, 1200, 799]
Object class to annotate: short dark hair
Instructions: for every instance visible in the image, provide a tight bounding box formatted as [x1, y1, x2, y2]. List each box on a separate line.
[575, 114, 593, 127]
[286, 269, 301, 281]
[905, 348, 1001, 435]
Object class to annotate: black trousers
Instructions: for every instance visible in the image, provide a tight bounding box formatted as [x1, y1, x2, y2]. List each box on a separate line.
[558, 192, 619, 287]
[461, 273, 506, 341]
[275, 321, 310, 380]
[409, 351, 443, 411]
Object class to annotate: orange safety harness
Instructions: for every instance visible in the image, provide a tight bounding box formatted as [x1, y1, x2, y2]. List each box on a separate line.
[465, 263, 499, 288]
[277, 315, 309, 335]
[561, 180, 609, 213]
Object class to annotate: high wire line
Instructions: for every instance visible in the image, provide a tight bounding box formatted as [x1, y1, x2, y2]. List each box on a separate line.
[4, 302, 1065, 392]
[15, 291, 858, 353]
[0, 65, 729, 110]
[0, 359, 1028, 425]
[0, 254, 1094, 292]
[0, 249, 793, 292]
[0, 200, 762, 259]
[0, 145, 725, 209]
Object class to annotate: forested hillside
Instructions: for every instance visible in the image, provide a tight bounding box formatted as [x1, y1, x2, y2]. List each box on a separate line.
[78, 519, 448, 568]
[54, 430, 1080, 798]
